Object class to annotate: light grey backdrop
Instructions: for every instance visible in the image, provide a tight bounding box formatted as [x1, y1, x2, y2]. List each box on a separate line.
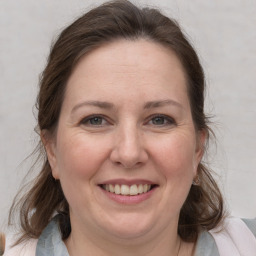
[1, 0, 256, 231]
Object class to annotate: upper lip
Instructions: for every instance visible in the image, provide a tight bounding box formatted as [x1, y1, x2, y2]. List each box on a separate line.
[99, 179, 156, 186]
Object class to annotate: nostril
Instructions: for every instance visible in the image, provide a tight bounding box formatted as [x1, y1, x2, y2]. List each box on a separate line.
[122, 161, 144, 169]
[113, 159, 141, 169]
[109, 139, 149, 168]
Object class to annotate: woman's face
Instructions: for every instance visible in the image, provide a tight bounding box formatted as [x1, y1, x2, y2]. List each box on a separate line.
[46, 39, 204, 241]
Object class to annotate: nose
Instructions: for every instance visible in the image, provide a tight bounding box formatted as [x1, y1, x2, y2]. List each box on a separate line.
[110, 124, 148, 169]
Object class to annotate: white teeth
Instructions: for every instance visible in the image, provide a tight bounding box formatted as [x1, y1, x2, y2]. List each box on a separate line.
[130, 184, 138, 195]
[114, 184, 121, 194]
[138, 184, 143, 194]
[121, 185, 130, 195]
[109, 184, 115, 193]
[143, 184, 148, 193]
[102, 184, 153, 196]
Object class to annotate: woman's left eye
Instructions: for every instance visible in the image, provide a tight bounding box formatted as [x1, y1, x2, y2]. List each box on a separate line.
[147, 115, 176, 126]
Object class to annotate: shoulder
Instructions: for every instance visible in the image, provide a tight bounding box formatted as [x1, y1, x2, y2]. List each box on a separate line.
[194, 217, 256, 256]
[210, 216, 256, 239]
[36, 216, 69, 256]
[209, 217, 256, 255]
[195, 230, 220, 256]
[4, 235, 37, 256]
[242, 218, 256, 237]
[4, 216, 68, 256]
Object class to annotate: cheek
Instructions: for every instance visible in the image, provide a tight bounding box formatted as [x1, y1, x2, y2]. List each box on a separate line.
[55, 133, 110, 180]
[55, 133, 111, 209]
[149, 134, 196, 180]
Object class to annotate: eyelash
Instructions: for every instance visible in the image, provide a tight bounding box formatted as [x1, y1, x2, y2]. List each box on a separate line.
[79, 114, 176, 127]
[80, 115, 110, 127]
[146, 114, 176, 126]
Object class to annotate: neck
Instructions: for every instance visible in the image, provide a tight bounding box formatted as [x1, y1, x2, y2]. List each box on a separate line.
[65, 219, 182, 256]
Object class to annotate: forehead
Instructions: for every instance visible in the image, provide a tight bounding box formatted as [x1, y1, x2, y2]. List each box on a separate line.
[71, 39, 185, 79]
[64, 39, 188, 108]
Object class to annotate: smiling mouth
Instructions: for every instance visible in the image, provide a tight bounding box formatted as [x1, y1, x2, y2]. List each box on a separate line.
[100, 184, 157, 196]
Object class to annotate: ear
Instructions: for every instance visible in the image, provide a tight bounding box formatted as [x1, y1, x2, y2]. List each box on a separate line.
[194, 129, 207, 173]
[41, 130, 60, 179]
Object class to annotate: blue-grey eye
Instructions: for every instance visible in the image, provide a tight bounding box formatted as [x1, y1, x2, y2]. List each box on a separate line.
[148, 115, 175, 126]
[88, 117, 103, 125]
[151, 116, 166, 125]
[80, 115, 110, 127]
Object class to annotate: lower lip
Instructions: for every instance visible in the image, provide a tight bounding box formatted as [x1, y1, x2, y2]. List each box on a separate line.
[99, 187, 157, 204]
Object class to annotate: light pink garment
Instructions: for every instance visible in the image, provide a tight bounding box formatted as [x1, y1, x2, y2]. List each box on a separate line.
[210, 217, 256, 256]
[4, 235, 37, 256]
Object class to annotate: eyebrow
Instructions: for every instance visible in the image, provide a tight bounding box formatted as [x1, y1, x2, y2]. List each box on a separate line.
[71, 100, 114, 113]
[143, 99, 183, 109]
[71, 99, 182, 114]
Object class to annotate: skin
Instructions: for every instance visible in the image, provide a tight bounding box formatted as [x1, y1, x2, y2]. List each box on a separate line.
[44, 39, 205, 256]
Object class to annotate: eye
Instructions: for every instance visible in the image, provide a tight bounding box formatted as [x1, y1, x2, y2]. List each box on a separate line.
[147, 115, 176, 126]
[80, 115, 108, 126]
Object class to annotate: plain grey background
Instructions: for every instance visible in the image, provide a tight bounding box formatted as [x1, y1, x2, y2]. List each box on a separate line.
[1, 0, 256, 231]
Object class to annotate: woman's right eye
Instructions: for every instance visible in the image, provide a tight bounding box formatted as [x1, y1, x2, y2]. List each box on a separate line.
[80, 115, 108, 126]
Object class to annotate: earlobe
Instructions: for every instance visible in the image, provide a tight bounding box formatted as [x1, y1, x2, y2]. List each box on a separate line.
[41, 130, 60, 179]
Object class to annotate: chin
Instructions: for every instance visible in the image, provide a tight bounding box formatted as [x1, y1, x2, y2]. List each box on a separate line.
[98, 213, 158, 240]
[108, 226, 153, 240]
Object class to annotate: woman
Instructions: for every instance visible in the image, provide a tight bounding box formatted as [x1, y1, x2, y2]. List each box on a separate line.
[5, 0, 256, 255]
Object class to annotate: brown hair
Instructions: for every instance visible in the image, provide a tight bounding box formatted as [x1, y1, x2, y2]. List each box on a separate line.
[9, 0, 224, 244]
